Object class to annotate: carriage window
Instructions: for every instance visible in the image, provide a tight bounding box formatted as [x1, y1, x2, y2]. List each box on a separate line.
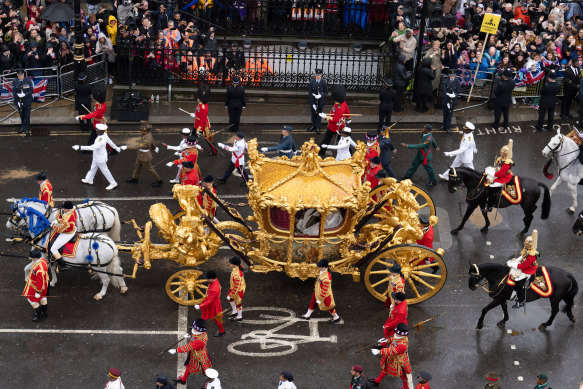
[270, 208, 290, 230]
[294, 209, 346, 236]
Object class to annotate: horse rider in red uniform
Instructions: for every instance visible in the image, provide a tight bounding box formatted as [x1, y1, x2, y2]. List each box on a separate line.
[50, 201, 77, 270]
[484, 139, 514, 211]
[369, 323, 414, 388]
[507, 229, 540, 308]
[195, 270, 225, 337]
[169, 318, 213, 386]
[22, 249, 49, 322]
[36, 172, 54, 207]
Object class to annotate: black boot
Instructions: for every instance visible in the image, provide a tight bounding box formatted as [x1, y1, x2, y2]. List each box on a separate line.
[41, 305, 48, 319]
[56, 258, 69, 271]
[32, 307, 44, 322]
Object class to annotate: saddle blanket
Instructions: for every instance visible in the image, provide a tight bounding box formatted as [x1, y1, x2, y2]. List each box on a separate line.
[567, 129, 583, 146]
[501, 176, 522, 204]
[48, 231, 80, 258]
[530, 266, 553, 297]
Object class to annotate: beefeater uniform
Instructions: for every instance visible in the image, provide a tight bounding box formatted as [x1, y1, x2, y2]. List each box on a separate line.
[376, 336, 413, 388]
[197, 185, 217, 218]
[416, 382, 431, 388]
[131, 131, 162, 182]
[402, 131, 439, 182]
[318, 101, 350, 158]
[383, 300, 408, 339]
[22, 256, 48, 310]
[174, 146, 201, 183]
[195, 102, 217, 155]
[176, 332, 212, 381]
[228, 267, 246, 311]
[50, 209, 77, 257]
[39, 179, 54, 207]
[199, 278, 224, 334]
[308, 270, 337, 316]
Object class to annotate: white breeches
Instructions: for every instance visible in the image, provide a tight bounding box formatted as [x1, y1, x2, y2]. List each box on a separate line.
[85, 160, 116, 185]
[28, 297, 47, 307]
[489, 182, 503, 188]
[50, 231, 76, 255]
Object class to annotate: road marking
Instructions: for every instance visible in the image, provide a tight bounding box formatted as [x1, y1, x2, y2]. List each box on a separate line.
[7, 195, 248, 202]
[517, 376, 524, 381]
[511, 345, 516, 349]
[176, 305, 188, 379]
[0, 329, 180, 335]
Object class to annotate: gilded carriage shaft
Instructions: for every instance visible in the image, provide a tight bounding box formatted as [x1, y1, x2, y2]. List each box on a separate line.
[121, 138, 446, 306]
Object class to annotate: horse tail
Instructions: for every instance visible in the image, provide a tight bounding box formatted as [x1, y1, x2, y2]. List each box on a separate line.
[109, 208, 121, 242]
[561, 273, 579, 313]
[538, 182, 551, 220]
[105, 247, 124, 289]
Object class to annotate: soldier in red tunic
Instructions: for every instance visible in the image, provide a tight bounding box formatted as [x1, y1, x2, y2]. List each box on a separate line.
[385, 264, 405, 310]
[318, 85, 350, 158]
[50, 201, 77, 269]
[35, 172, 54, 207]
[507, 230, 540, 308]
[484, 139, 514, 211]
[195, 270, 225, 337]
[415, 371, 432, 388]
[381, 292, 408, 343]
[192, 88, 217, 156]
[169, 318, 213, 386]
[197, 175, 217, 220]
[227, 256, 246, 321]
[167, 136, 202, 184]
[300, 259, 342, 323]
[416, 216, 437, 272]
[22, 249, 49, 322]
[363, 156, 382, 188]
[180, 161, 200, 185]
[369, 323, 414, 388]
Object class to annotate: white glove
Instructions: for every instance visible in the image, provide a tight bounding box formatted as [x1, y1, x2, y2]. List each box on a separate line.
[319, 112, 327, 119]
[444, 152, 453, 157]
[316, 300, 321, 304]
[17, 92, 25, 98]
[378, 337, 386, 343]
[346, 119, 351, 124]
[226, 296, 232, 301]
[72, 145, 80, 151]
[174, 152, 182, 156]
[75, 116, 81, 120]
[34, 292, 40, 298]
[168, 349, 177, 354]
[506, 260, 518, 269]
[371, 349, 380, 356]
[195, 144, 203, 150]
[154, 147, 159, 153]
[120, 145, 127, 151]
[312, 104, 317, 111]
[447, 92, 456, 98]
[189, 112, 195, 118]
[195, 304, 200, 310]
[321, 144, 328, 148]
[50, 220, 58, 226]
[218, 143, 225, 149]
[314, 93, 321, 99]
[166, 162, 174, 167]
[183, 334, 191, 339]
[260, 147, 268, 152]
[116, 147, 121, 153]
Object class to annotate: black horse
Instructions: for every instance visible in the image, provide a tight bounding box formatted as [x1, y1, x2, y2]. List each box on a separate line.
[573, 209, 583, 235]
[448, 167, 551, 235]
[468, 263, 577, 331]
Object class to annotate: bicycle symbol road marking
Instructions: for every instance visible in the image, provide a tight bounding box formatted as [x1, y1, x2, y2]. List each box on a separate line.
[227, 306, 340, 357]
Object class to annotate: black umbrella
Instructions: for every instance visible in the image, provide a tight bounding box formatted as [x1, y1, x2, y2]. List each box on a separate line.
[41, 3, 74, 23]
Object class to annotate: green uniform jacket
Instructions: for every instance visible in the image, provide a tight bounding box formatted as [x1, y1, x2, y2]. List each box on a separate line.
[407, 132, 438, 163]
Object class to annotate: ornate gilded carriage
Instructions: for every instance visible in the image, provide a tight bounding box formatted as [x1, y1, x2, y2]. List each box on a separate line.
[119, 139, 446, 306]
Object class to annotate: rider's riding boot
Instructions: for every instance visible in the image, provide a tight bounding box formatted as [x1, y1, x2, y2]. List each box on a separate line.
[53, 253, 69, 271]
[32, 307, 44, 322]
[486, 187, 498, 212]
[512, 301, 525, 309]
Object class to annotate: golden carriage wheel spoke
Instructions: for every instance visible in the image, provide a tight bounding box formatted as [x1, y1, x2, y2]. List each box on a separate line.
[171, 284, 186, 294]
[370, 276, 391, 289]
[411, 270, 442, 279]
[166, 269, 208, 306]
[415, 263, 439, 271]
[407, 277, 421, 298]
[370, 269, 391, 275]
[410, 273, 436, 290]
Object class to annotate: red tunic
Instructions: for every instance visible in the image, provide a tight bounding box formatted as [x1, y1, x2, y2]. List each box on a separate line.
[227, 267, 246, 304]
[22, 258, 49, 302]
[176, 332, 212, 374]
[383, 300, 408, 339]
[199, 278, 223, 320]
[194, 103, 209, 133]
[417, 225, 435, 264]
[493, 162, 513, 184]
[181, 169, 200, 185]
[54, 210, 77, 234]
[517, 253, 538, 275]
[364, 165, 381, 189]
[415, 383, 431, 389]
[175, 148, 201, 183]
[39, 180, 54, 207]
[197, 186, 217, 218]
[384, 275, 405, 309]
[81, 102, 106, 129]
[380, 337, 412, 376]
[327, 101, 350, 132]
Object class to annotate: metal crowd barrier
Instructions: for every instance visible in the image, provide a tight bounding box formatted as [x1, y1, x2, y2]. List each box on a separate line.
[60, 53, 108, 97]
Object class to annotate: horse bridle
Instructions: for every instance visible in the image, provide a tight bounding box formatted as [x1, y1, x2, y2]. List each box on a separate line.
[449, 167, 462, 191]
[470, 264, 507, 296]
[544, 134, 579, 175]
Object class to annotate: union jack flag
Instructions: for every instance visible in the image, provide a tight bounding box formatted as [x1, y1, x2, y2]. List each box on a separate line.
[0, 77, 48, 102]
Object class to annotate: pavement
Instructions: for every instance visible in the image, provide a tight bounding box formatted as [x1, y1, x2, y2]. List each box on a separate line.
[0, 110, 582, 388]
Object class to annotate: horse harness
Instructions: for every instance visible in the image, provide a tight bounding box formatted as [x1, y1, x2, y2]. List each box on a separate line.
[544, 134, 580, 175]
[71, 201, 115, 232]
[471, 264, 508, 298]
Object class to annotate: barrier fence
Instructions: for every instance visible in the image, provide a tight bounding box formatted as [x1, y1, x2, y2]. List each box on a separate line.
[115, 45, 389, 92]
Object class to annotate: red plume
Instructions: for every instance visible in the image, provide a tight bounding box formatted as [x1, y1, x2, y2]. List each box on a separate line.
[543, 159, 554, 180]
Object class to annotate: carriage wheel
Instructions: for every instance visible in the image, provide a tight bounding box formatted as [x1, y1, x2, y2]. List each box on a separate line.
[165, 269, 208, 306]
[368, 183, 436, 221]
[364, 244, 446, 305]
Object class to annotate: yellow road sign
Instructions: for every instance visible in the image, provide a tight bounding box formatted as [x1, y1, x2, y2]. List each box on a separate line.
[480, 13, 501, 34]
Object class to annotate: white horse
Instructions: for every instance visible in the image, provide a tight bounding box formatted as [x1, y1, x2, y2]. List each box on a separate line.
[6, 198, 121, 240]
[17, 204, 128, 300]
[542, 130, 583, 214]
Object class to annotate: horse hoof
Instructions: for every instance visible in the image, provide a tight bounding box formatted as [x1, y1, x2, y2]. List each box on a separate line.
[120, 287, 128, 295]
[480, 227, 489, 233]
[476, 322, 484, 329]
[496, 320, 506, 328]
[93, 294, 103, 301]
[567, 208, 575, 215]
[538, 323, 547, 331]
[450, 229, 459, 235]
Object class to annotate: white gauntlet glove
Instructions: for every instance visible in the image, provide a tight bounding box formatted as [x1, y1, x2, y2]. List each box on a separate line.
[194, 304, 200, 310]
[120, 145, 127, 151]
[189, 112, 195, 118]
[371, 349, 380, 356]
[72, 145, 80, 151]
[154, 147, 159, 153]
[168, 349, 176, 355]
[260, 147, 268, 152]
[319, 112, 327, 119]
[218, 143, 225, 149]
[166, 162, 174, 167]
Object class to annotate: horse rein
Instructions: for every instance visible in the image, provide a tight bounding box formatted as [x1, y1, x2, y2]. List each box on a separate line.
[470, 264, 507, 297]
[544, 134, 580, 175]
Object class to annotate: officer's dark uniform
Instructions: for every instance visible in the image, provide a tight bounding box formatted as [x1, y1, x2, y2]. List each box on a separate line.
[225, 76, 246, 132]
[378, 79, 396, 131]
[441, 71, 461, 133]
[492, 69, 515, 129]
[561, 63, 581, 119]
[536, 73, 562, 132]
[74, 72, 92, 132]
[12, 69, 34, 136]
[379, 130, 397, 178]
[308, 68, 329, 134]
[266, 125, 296, 159]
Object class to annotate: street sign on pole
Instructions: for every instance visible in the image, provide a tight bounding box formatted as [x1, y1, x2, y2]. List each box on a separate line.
[480, 13, 501, 34]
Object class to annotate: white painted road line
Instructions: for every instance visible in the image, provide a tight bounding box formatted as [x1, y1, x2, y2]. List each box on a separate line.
[0, 329, 180, 335]
[176, 305, 188, 379]
[7, 194, 248, 202]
